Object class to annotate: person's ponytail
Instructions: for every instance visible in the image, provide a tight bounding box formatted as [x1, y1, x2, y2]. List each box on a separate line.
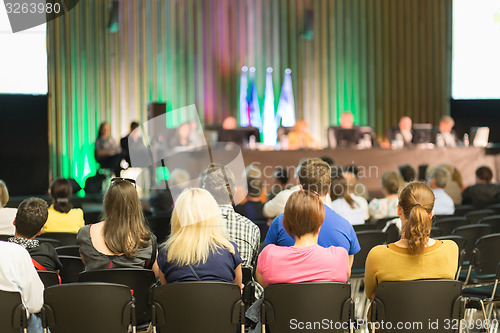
[398, 182, 435, 255]
[403, 204, 432, 255]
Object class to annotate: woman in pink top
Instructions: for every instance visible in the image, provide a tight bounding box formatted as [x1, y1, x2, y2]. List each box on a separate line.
[256, 190, 350, 288]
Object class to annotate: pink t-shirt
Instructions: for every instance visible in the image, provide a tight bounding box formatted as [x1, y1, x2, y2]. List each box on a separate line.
[257, 244, 349, 286]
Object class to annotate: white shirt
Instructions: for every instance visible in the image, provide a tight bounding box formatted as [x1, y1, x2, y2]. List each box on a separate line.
[432, 188, 455, 215]
[368, 197, 399, 220]
[0, 242, 44, 314]
[0, 207, 17, 235]
[262, 185, 301, 218]
[330, 197, 366, 225]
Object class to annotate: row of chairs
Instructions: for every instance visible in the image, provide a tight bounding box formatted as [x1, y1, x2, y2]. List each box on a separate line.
[1, 279, 484, 333]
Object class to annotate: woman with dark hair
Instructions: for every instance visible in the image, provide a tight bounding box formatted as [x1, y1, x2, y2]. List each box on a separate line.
[364, 182, 458, 299]
[42, 178, 85, 233]
[77, 179, 157, 270]
[95, 122, 122, 176]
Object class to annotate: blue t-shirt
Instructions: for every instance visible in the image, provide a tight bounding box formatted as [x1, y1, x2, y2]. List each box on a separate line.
[264, 204, 361, 255]
[157, 241, 243, 283]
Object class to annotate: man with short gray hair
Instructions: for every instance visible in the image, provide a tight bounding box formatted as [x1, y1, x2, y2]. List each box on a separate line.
[430, 166, 455, 215]
[201, 163, 260, 272]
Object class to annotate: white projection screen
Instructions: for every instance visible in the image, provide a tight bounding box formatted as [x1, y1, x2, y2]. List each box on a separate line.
[0, 5, 47, 95]
[452, 0, 500, 99]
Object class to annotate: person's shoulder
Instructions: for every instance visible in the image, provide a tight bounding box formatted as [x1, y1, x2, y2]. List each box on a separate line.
[439, 239, 459, 253]
[324, 205, 351, 226]
[367, 244, 389, 258]
[325, 245, 348, 256]
[0, 241, 31, 258]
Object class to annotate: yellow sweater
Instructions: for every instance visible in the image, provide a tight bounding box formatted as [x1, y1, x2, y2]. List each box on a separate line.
[42, 205, 85, 234]
[364, 240, 458, 298]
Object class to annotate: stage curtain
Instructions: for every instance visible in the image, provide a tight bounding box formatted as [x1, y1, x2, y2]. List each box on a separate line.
[47, 0, 452, 184]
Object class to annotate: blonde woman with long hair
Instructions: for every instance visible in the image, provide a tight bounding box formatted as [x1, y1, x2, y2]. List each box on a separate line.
[77, 178, 156, 270]
[153, 188, 243, 288]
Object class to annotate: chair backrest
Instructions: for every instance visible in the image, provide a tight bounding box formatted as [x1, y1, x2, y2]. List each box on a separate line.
[371, 280, 465, 333]
[352, 231, 388, 273]
[353, 224, 378, 232]
[43, 282, 134, 333]
[35, 237, 62, 248]
[0, 291, 28, 333]
[0, 234, 11, 241]
[58, 256, 85, 283]
[55, 245, 80, 257]
[385, 223, 401, 243]
[79, 268, 157, 325]
[486, 203, 500, 214]
[37, 270, 60, 288]
[464, 209, 495, 225]
[375, 217, 398, 230]
[430, 226, 442, 238]
[478, 215, 500, 234]
[40, 232, 77, 246]
[453, 204, 476, 216]
[471, 233, 500, 276]
[451, 224, 493, 260]
[152, 282, 244, 333]
[262, 282, 353, 333]
[434, 235, 466, 256]
[434, 217, 467, 236]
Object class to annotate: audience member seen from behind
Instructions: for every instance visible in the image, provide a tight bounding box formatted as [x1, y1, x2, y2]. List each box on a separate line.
[364, 182, 458, 299]
[267, 167, 290, 201]
[368, 171, 403, 220]
[153, 188, 243, 288]
[42, 178, 85, 234]
[462, 166, 500, 208]
[201, 163, 260, 274]
[263, 159, 305, 219]
[9, 198, 62, 272]
[398, 164, 416, 183]
[95, 122, 122, 177]
[440, 162, 463, 205]
[0, 180, 17, 235]
[265, 158, 360, 268]
[234, 176, 267, 233]
[429, 166, 455, 215]
[257, 190, 350, 287]
[77, 179, 157, 270]
[0, 241, 45, 331]
[286, 120, 319, 150]
[343, 164, 369, 200]
[330, 176, 367, 225]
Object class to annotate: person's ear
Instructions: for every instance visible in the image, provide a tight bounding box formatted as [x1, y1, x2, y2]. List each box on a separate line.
[12, 218, 16, 226]
[36, 228, 43, 237]
[429, 210, 434, 219]
[397, 205, 403, 217]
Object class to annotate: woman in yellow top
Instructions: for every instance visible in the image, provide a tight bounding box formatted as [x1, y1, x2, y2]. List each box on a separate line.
[42, 178, 85, 233]
[364, 181, 458, 299]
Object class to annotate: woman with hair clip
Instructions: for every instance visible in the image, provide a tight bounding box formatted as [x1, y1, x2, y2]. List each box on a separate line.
[153, 188, 243, 287]
[364, 182, 458, 299]
[77, 178, 157, 270]
[42, 178, 85, 233]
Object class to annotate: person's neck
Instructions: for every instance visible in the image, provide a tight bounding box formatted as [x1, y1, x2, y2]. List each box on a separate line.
[395, 237, 435, 248]
[293, 233, 319, 248]
[14, 232, 35, 240]
[386, 193, 398, 198]
[246, 196, 261, 202]
[319, 195, 327, 205]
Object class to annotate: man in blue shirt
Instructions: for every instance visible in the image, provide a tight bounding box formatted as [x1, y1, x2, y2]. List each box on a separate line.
[265, 158, 360, 268]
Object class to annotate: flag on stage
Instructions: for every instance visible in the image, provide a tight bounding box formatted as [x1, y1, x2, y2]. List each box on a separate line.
[262, 67, 277, 146]
[239, 66, 249, 127]
[247, 67, 262, 131]
[276, 68, 296, 128]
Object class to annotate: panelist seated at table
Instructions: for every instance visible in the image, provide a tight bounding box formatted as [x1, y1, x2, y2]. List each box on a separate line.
[432, 116, 459, 147]
[386, 116, 414, 147]
[286, 120, 320, 150]
[328, 111, 363, 148]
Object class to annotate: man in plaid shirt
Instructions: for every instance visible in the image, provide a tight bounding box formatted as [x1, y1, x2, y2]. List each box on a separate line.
[202, 163, 261, 272]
